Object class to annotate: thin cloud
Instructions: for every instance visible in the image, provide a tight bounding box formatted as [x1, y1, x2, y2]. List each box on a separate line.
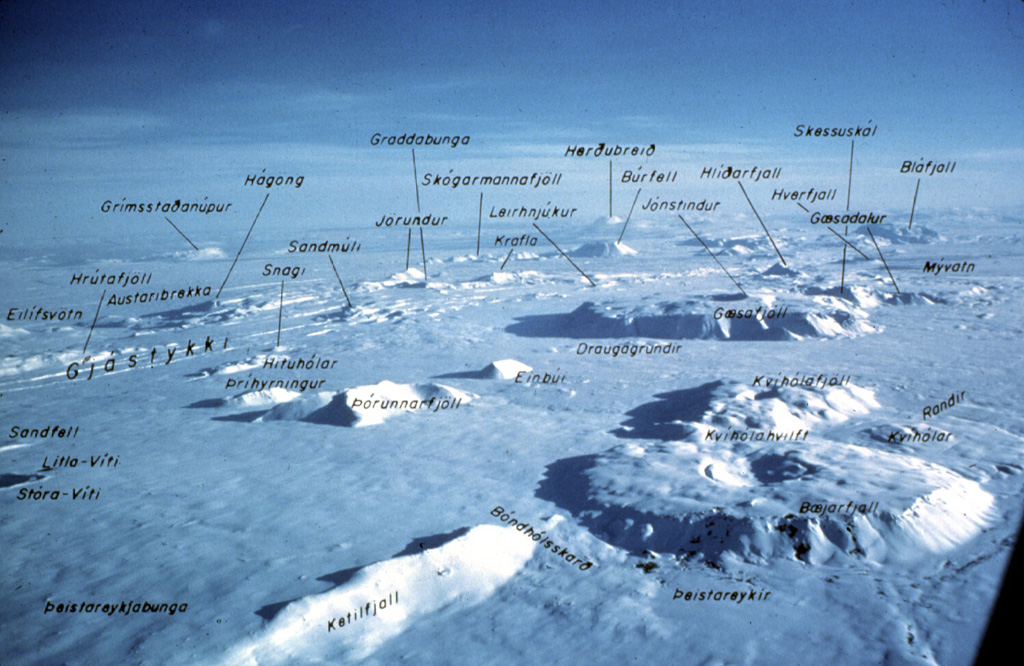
[0, 108, 168, 148]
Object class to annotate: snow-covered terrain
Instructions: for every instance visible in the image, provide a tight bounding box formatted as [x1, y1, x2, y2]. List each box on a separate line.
[2, 206, 1023, 665]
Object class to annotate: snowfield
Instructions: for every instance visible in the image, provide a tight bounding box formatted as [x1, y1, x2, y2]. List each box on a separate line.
[2, 210, 1023, 666]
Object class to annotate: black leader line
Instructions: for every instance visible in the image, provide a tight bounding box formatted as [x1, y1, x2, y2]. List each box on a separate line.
[737, 181, 785, 266]
[164, 217, 198, 250]
[327, 255, 353, 308]
[217, 193, 269, 298]
[533, 223, 596, 287]
[866, 227, 900, 295]
[679, 215, 747, 297]
[617, 188, 641, 244]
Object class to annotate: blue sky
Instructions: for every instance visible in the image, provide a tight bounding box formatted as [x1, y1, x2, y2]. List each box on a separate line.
[1, 0, 1023, 240]
[4, 1, 1022, 146]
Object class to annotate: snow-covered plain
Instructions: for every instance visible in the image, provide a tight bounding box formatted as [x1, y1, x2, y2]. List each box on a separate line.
[2, 207, 1023, 665]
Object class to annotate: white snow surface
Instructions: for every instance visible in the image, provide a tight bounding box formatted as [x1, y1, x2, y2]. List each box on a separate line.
[217, 525, 534, 664]
[485, 359, 533, 379]
[257, 380, 472, 427]
[2, 214, 1023, 666]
